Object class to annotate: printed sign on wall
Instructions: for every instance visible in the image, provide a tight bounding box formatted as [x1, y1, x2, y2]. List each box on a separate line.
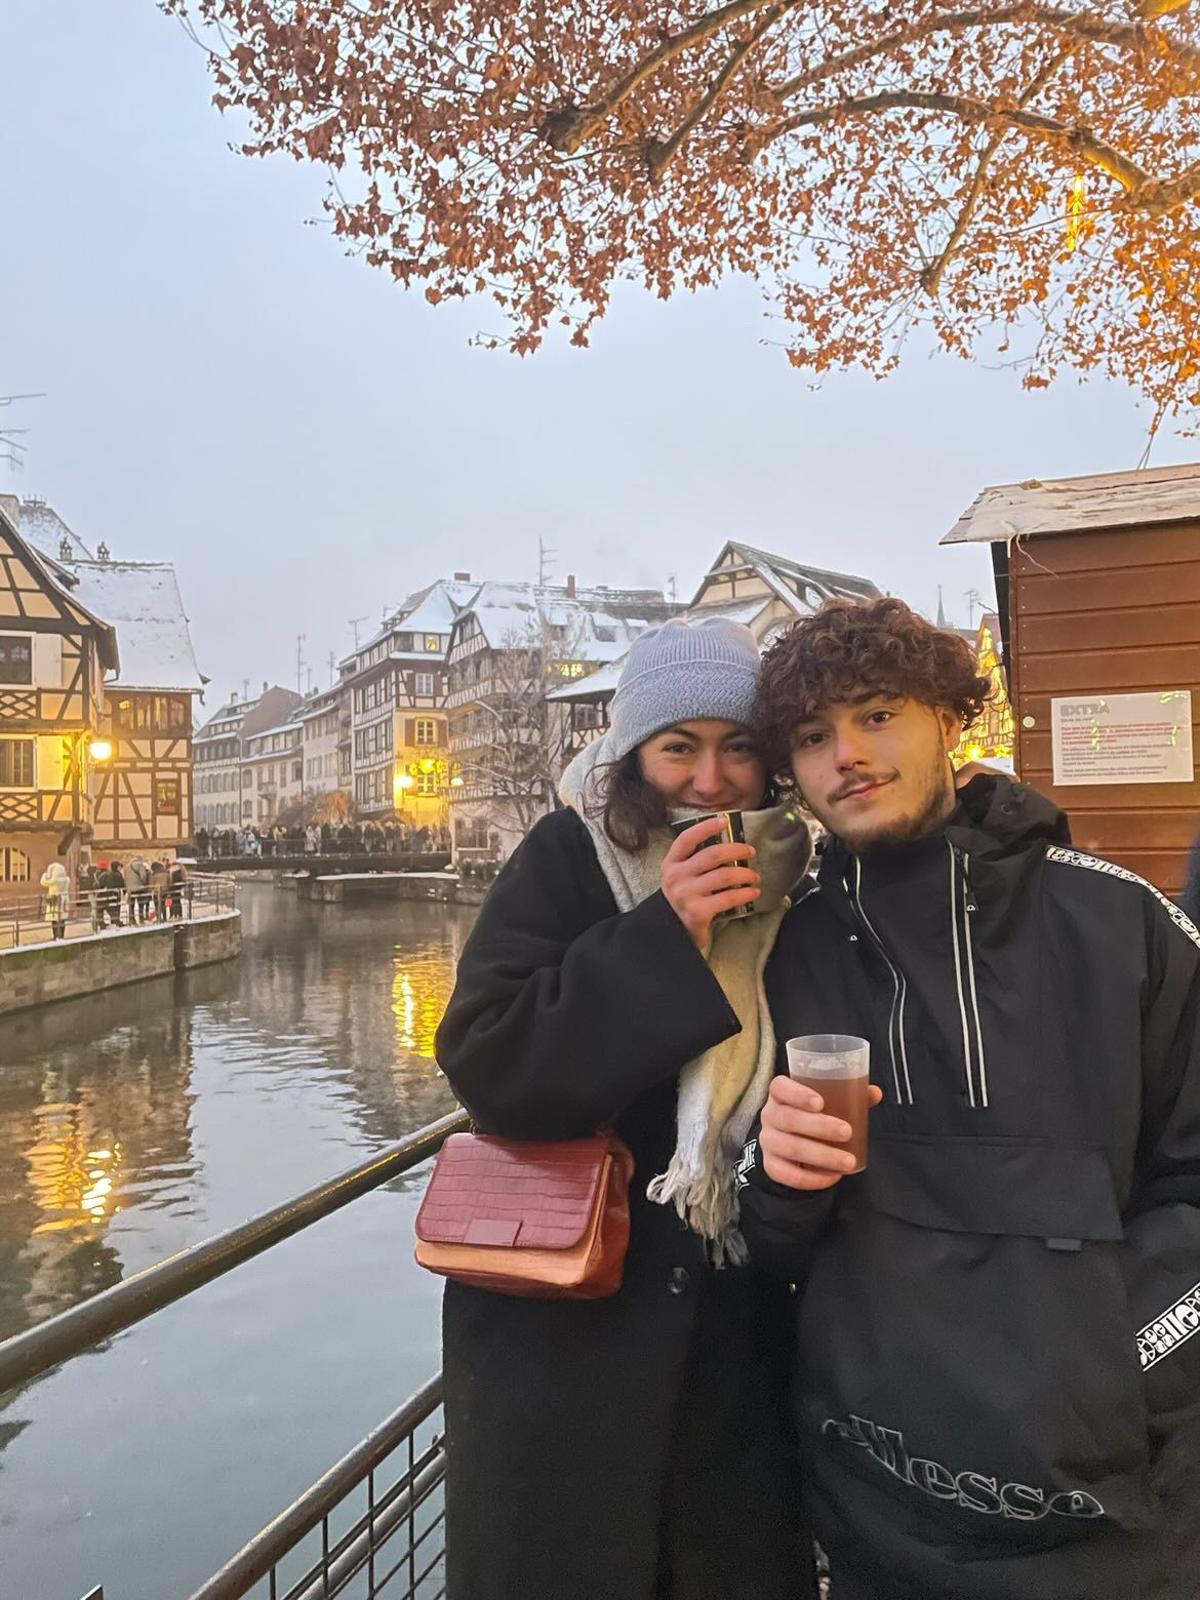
[1050, 691, 1194, 787]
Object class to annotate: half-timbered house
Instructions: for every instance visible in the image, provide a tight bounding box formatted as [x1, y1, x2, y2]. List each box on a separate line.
[63, 559, 206, 858]
[0, 496, 118, 897]
[446, 578, 678, 858]
[340, 577, 479, 826]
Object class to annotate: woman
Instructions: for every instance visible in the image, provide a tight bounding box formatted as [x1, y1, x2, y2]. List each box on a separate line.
[40, 860, 69, 940]
[435, 617, 815, 1600]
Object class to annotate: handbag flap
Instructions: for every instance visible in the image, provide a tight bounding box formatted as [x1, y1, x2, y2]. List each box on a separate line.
[415, 1133, 612, 1252]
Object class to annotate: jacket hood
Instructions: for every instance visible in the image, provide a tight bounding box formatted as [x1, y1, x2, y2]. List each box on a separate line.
[947, 772, 1071, 859]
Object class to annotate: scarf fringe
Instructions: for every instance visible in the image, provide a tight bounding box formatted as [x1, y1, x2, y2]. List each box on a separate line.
[645, 1157, 748, 1268]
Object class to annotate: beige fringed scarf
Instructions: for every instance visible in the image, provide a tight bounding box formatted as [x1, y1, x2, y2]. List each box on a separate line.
[559, 736, 812, 1265]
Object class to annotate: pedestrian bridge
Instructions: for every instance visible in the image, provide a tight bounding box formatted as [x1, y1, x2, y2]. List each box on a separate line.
[193, 851, 451, 876]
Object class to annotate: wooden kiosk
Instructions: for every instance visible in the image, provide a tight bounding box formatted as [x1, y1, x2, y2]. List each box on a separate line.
[943, 462, 1200, 898]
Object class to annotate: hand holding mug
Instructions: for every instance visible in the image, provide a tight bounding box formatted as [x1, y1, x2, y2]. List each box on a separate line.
[661, 815, 760, 951]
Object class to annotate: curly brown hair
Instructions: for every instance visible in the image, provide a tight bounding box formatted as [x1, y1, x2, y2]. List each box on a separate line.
[754, 597, 992, 773]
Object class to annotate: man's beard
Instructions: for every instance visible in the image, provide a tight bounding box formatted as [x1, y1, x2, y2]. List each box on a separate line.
[818, 732, 956, 855]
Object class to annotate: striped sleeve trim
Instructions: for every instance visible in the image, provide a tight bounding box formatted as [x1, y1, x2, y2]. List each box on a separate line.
[1045, 845, 1200, 953]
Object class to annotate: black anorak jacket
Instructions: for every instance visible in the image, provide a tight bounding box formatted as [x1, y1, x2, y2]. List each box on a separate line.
[740, 773, 1200, 1600]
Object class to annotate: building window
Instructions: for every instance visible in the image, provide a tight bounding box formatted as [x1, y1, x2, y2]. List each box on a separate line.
[0, 636, 33, 685]
[0, 739, 34, 788]
[414, 672, 435, 698]
[415, 719, 437, 747]
[153, 695, 188, 731]
[0, 846, 31, 882]
[114, 697, 151, 732]
[292, 761, 302, 783]
[424, 635, 440, 653]
[156, 778, 180, 815]
[416, 769, 438, 796]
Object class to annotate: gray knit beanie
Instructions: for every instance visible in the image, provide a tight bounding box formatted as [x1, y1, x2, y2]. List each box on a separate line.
[607, 616, 761, 760]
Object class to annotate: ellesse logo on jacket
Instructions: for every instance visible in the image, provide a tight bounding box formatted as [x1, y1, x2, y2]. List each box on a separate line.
[821, 1413, 1106, 1523]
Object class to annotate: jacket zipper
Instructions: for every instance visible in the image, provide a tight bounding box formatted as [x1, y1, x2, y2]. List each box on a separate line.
[947, 840, 989, 1109]
[848, 859, 915, 1106]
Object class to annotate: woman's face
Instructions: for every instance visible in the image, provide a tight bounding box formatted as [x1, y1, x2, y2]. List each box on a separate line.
[638, 719, 767, 812]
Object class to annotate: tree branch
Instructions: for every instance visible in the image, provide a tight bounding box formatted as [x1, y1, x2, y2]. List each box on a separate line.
[766, 3, 1200, 105]
[541, 0, 779, 153]
[647, 4, 785, 183]
[921, 51, 1072, 296]
[755, 89, 1153, 196]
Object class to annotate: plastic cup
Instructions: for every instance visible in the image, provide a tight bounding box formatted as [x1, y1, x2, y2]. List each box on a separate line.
[785, 1034, 871, 1173]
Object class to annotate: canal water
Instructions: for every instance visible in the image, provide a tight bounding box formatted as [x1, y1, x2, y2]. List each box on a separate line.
[0, 881, 474, 1600]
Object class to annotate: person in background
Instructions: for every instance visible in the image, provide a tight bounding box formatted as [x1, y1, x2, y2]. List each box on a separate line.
[149, 860, 170, 922]
[739, 597, 1200, 1600]
[40, 860, 69, 940]
[435, 617, 815, 1600]
[168, 858, 188, 919]
[77, 859, 99, 929]
[124, 854, 150, 924]
[101, 858, 124, 928]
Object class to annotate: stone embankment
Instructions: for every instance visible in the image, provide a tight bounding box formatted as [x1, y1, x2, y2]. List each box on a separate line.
[0, 913, 242, 1016]
[284, 870, 490, 907]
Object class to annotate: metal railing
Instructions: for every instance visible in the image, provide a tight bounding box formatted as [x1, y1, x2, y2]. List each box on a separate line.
[0, 1110, 469, 1599]
[195, 834, 450, 861]
[0, 875, 238, 950]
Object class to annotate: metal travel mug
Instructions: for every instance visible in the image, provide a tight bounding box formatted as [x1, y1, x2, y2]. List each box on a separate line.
[668, 810, 755, 919]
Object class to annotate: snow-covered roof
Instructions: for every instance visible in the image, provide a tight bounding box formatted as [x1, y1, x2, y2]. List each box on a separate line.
[694, 542, 880, 611]
[456, 581, 668, 660]
[244, 719, 302, 747]
[547, 597, 765, 703]
[65, 561, 205, 693]
[341, 578, 482, 669]
[19, 499, 92, 562]
[943, 461, 1200, 544]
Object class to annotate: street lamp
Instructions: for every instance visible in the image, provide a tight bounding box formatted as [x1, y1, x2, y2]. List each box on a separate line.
[88, 738, 113, 763]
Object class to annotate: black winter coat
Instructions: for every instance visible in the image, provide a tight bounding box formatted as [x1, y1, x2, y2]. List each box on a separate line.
[435, 808, 809, 1600]
[740, 774, 1200, 1600]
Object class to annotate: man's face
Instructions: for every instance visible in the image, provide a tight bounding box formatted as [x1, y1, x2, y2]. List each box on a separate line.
[788, 692, 960, 854]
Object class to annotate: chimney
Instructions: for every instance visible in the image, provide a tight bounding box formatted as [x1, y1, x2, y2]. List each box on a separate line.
[453, 571, 471, 582]
[566, 574, 577, 599]
[231, 690, 238, 704]
[262, 680, 269, 694]
[0, 493, 20, 529]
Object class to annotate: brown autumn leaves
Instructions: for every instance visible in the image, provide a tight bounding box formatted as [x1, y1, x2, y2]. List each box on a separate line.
[164, 1, 1200, 428]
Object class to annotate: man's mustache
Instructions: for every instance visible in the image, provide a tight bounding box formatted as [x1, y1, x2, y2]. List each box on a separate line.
[828, 772, 895, 804]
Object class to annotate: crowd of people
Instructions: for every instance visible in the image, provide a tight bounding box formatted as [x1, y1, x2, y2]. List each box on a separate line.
[194, 820, 452, 859]
[74, 856, 191, 929]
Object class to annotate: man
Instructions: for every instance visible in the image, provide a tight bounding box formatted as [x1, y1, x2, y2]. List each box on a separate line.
[101, 857, 124, 927]
[739, 597, 1200, 1600]
[124, 853, 150, 924]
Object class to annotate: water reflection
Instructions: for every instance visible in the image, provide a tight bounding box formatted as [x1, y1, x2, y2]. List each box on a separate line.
[0, 882, 473, 1600]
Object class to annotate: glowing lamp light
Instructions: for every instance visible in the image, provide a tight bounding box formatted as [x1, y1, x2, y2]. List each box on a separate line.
[394, 773, 415, 792]
[418, 758, 437, 775]
[88, 738, 113, 762]
[450, 776, 464, 788]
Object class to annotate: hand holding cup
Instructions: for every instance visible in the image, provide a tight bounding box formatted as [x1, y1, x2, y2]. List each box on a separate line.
[760, 1036, 884, 1190]
[660, 815, 761, 951]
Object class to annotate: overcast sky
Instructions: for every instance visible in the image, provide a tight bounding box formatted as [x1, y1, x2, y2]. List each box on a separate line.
[3, 3, 1193, 705]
